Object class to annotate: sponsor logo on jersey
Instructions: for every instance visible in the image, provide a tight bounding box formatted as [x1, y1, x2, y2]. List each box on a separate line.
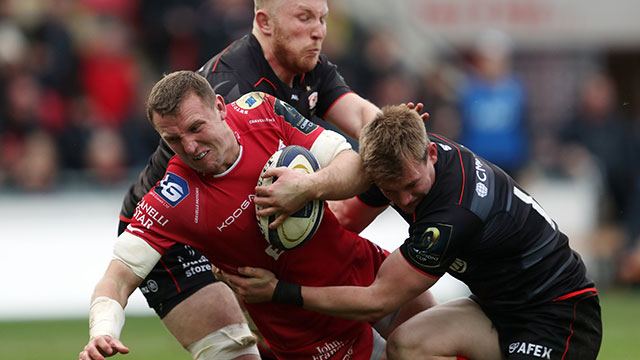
[312, 339, 350, 360]
[308, 91, 318, 110]
[140, 279, 159, 294]
[154, 172, 190, 207]
[217, 194, 255, 232]
[509, 342, 552, 359]
[438, 143, 452, 151]
[133, 199, 170, 229]
[235, 92, 264, 110]
[449, 258, 468, 273]
[274, 98, 318, 135]
[406, 223, 452, 268]
[474, 157, 489, 198]
[248, 118, 276, 125]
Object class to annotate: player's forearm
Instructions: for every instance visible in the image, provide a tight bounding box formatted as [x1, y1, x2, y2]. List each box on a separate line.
[88, 261, 141, 340]
[92, 260, 142, 307]
[307, 150, 370, 201]
[300, 285, 391, 322]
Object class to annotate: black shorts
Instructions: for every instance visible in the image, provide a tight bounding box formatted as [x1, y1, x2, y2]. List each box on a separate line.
[119, 219, 217, 318]
[474, 288, 602, 360]
[138, 243, 217, 318]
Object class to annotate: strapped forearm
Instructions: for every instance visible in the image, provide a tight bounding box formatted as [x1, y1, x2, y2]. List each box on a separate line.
[89, 296, 125, 339]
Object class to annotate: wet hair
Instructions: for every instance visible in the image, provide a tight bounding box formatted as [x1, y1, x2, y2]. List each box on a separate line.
[146, 70, 217, 126]
[359, 105, 429, 184]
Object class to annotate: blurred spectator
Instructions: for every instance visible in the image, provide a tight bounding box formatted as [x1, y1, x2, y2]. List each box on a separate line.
[85, 126, 128, 186]
[352, 27, 408, 99]
[558, 72, 640, 284]
[196, 0, 253, 64]
[78, 15, 138, 129]
[57, 96, 96, 170]
[417, 61, 463, 140]
[457, 29, 529, 178]
[10, 130, 58, 191]
[559, 72, 637, 239]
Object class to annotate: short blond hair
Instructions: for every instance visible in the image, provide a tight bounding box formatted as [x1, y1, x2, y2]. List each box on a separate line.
[146, 71, 217, 127]
[359, 105, 429, 184]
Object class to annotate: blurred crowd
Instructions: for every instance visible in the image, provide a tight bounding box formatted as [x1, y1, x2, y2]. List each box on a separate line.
[1, 0, 639, 285]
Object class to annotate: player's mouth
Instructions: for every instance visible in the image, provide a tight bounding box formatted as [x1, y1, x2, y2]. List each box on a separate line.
[194, 150, 209, 161]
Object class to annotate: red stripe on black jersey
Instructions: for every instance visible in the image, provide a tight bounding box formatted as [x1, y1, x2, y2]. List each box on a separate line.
[211, 43, 233, 73]
[431, 133, 465, 205]
[254, 77, 277, 91]
[552, 287, 598, 302]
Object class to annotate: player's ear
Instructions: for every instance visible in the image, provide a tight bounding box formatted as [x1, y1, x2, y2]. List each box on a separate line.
[215, 94, 227, 119]
[255, 10, 273, 35]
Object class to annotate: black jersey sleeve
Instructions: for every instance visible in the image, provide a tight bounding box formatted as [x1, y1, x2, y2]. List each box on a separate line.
[118, 139, 174, 234]
[314, 55, 352, 118]
[400, 206, 483, 278]
[356, 184, 390, 207]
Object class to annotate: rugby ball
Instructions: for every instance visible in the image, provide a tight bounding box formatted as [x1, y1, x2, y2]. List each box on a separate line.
[256, 145, 324, 251]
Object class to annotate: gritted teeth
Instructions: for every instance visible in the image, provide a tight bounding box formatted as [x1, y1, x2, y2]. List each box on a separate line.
[194, 150, 208, 160]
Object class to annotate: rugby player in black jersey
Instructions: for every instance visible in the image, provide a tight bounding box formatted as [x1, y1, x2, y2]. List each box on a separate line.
[226, 105, 603, 359]
[113, 1, 402, 359]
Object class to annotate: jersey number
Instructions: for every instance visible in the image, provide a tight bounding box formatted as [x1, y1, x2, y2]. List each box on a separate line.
[513, 187, 556, 230]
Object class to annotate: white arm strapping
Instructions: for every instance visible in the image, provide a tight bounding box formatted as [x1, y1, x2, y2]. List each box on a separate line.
[89, 296, 125, 340]
[113, 231, 162, 279]
[310, 130, 352, 168]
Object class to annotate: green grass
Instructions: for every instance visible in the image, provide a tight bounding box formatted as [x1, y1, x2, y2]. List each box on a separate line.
[598, 288, 640, 359]
[0, 289, 637, 359]
[0, 316, 188, 360]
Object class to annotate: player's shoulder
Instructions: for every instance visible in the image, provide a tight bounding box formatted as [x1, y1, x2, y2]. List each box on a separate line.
[140, 159, 196, 213]
[228, 92, 275, 114]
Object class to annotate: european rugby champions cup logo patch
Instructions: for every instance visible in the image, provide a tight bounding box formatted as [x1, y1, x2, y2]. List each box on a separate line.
[155, 172, 190, 207]
[407, 224, 453, 268]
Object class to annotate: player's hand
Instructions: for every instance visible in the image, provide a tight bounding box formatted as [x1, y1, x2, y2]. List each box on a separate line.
[401, 102, 430, 122]
[212, 265, 232, 286]
[254, 167, 313, 228]
[224, 267, 277, 303]
[79, 335, 129, 360]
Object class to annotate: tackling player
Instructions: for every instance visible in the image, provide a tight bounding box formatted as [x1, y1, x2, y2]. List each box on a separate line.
[225, 105, 603, 359]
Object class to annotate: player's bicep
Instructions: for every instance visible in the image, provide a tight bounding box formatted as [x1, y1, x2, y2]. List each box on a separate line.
[113, 231, 162, 280]
[328, 197, 386, 233]
[323, 93, 379, 140]
[309, 129, 352, 168]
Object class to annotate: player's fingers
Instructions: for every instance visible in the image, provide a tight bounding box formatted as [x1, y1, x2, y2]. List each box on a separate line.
[238, 266, 256, 276]
[86, 345, 107, 360]
[109, 339, 129, 354]
[254, 185, 272, 197]
[268, 213, 289, 229]
[79, 348, 99, 360]
[255, 205, 279, 218]
[421, 112, 430, 121]
[260, 167, 285, 179]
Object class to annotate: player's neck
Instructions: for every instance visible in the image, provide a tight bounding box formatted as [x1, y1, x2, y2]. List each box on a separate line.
[253, 30, 296, 87]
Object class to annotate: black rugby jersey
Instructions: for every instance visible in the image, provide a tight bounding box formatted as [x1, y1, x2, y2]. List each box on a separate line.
[359, 134, 594, 311]
[119, 34, 353, 224]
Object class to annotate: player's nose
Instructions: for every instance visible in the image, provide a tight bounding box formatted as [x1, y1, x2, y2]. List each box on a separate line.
[181, 137, 197, 154]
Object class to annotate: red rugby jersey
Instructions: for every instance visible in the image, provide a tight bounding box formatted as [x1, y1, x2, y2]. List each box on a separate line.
[127, 92, 386, 360]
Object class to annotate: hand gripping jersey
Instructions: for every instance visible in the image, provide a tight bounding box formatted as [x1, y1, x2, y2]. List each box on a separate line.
[127, 93, 386, 360]
[358, 134, 595, 313]
[119, 34, 352, 223]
